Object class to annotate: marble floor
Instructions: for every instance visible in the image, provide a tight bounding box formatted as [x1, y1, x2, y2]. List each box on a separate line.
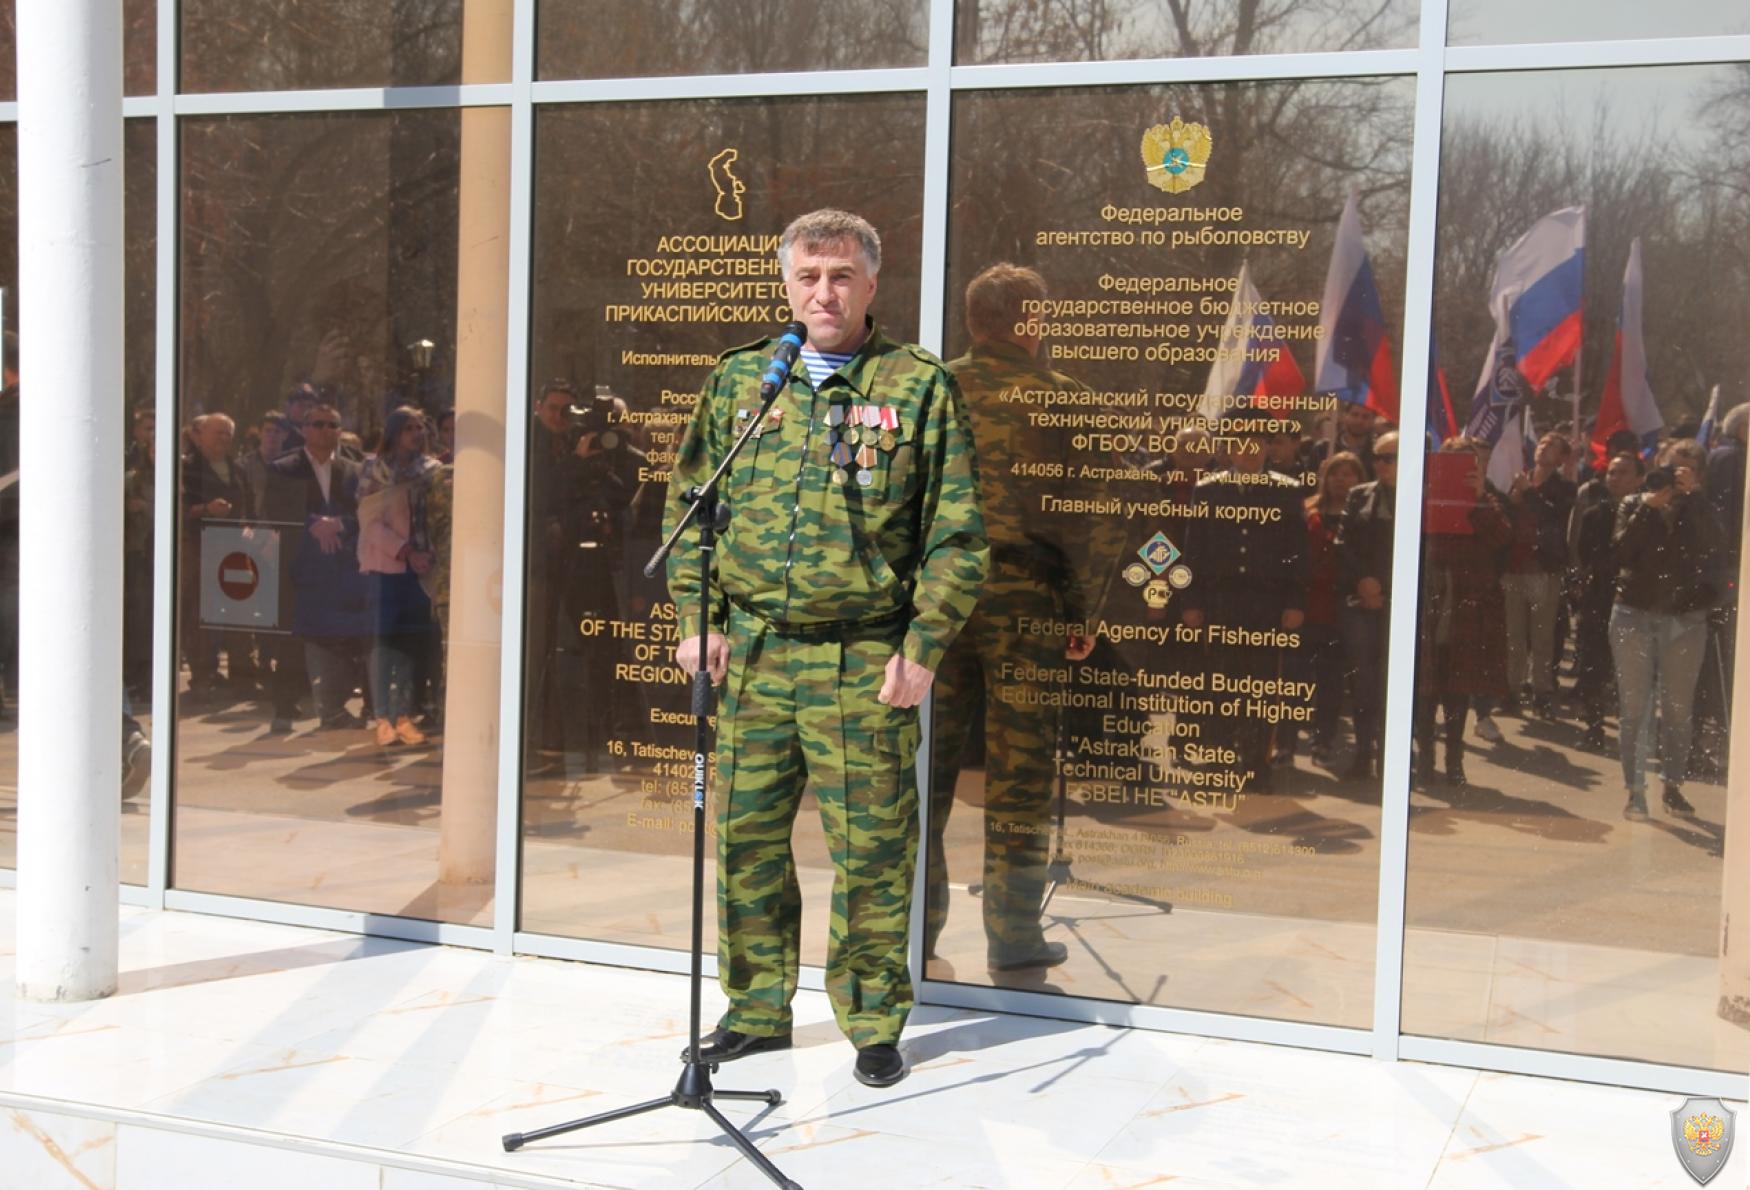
[1, 891, 1746, 1189]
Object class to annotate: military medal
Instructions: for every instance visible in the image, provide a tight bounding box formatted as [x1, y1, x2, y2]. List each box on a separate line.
[827, 404, 845, 427]
[845, 425, 861, 447]
[854, 444, 877, 487]
[878, 407, 899, 450]
[831, 468, 848, 485]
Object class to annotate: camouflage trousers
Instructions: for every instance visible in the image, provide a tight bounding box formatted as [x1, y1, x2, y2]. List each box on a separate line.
[714, 605, 920, 1048]
[925, 565, 1059, 963]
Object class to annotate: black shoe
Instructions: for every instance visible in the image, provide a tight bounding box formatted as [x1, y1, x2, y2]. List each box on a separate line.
[682, 1027, 791, 1065]
[853, 1042, 905, 1088]
[1663, 784, 1696, 818]
[1580, 723, 1605, 751]
[990, 941, 1069, 972]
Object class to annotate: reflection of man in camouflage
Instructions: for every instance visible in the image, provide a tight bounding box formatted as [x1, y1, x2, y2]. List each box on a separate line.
[667, 210, 987, 1088]
[928, 264, 1116, 973]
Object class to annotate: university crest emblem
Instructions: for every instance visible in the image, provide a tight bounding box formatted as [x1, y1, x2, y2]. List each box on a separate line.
[1140, 118, 1212, 195]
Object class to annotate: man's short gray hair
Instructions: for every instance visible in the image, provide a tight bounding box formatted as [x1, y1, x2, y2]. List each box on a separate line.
[777, 209, 881, 276]
[1723, 402, 1750, 441]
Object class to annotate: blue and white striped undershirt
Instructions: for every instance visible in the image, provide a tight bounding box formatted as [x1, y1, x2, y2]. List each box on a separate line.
[798, 345, 853, 387]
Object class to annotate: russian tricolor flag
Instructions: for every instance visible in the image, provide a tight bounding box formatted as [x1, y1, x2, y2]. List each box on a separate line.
[1199, 261, 1306, 418]
[1316, 191, 1398, 423]
[1466, 206, 1585, 448]
[1590, 237, 1663, 464]
[1428, 336, 1458, 444]
[1698, 384, 1722, 447]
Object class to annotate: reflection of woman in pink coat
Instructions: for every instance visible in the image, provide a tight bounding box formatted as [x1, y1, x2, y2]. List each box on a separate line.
[1415, 437, 1511, 787]
[356, 405, 439, 748]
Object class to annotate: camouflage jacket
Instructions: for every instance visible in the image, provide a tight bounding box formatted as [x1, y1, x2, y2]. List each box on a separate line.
[946, 340, 1127, 624]
[665, 321, 988, 673]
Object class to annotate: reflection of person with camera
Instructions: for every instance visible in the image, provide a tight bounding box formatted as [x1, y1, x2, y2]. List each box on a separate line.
[526, 379, 649, 774]
[1569, 451, 1643, 750]
[563, 385, 649, 772]
[526, 381, 582, 765]
[1609, 438, 1723, 821]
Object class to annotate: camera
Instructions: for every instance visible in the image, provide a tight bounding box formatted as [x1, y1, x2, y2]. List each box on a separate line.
[1644, 466, 1675, 492]
[570, 385, 623, 450]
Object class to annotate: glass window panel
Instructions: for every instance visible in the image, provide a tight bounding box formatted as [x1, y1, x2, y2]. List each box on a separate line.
[931, 80, 1413, 1026]
[521, 94, 927, 950]
[537, 1, 928, 79]
[0, 0, 157, 99]
[1449, 0, 1750, 45]
[1406, 63, 1750, 1073]
[180, 0, 512, 93]
[121, 118, 157, 885]
[954, 0, 1418, 64]
[0, 121, 156, 881]
[174, 108, 510, 923]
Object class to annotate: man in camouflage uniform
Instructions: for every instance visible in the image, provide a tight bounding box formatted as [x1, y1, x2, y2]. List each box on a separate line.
[666, 209, 987, 1088]
[928, 264, 1119, 974]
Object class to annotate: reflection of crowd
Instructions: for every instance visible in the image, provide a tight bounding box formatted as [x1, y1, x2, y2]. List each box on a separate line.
[1410, 417, 1743, 820]
[159, 386, 454, 749]
[927, 265, 1748, 972]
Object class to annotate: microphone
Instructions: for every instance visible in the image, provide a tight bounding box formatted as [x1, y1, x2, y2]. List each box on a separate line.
[760, 321, 808, 399]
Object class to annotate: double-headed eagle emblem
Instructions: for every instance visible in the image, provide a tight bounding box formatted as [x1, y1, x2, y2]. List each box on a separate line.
[1140, 118, 1212, 194]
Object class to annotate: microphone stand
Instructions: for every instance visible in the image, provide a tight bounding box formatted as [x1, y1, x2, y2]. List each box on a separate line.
[503, 380, 802, 1190]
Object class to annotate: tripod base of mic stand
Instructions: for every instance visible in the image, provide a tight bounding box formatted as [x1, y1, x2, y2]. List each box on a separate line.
[501, 1060, 801, 1188]
[1039, 857, 1174, 915]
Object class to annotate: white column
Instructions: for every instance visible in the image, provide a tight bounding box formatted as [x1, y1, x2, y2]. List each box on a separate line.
[1719, 434, 1750, 1026]
[13, 0, 124, 1002]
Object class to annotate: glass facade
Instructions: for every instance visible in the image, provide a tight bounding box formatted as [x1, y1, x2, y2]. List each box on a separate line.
[4, 0, 1749, 1096]
[171, 107, 507, 922]
[925, 79, 1412, 1026]
[520, 93, 927, 947]
[0, 119, 157, 883]
[1403, 63, 1750, 1074]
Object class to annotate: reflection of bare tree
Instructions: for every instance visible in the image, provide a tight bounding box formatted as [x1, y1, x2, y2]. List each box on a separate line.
[957, 0, 1415, 63]
[180, 0, 463, 92]
[539, 0, 927, 78]
[181, 113, 461, 436]
[1436, 75, 1750, 427]
[0, 125, 154, 417]
[0, 0, 156, 97]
